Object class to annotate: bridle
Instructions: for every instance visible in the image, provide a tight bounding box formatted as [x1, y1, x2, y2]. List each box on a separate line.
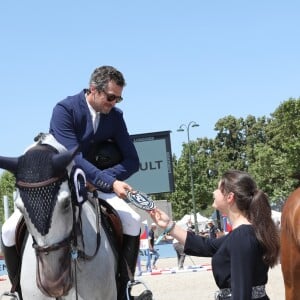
[17, 172, 102, 300]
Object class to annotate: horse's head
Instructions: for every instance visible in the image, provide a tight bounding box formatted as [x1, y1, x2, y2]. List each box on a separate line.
[0, 134, 87, 297]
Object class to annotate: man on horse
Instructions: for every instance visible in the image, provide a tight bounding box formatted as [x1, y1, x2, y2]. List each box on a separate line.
[1, 65, 152, 300]
[49, 65, 151, 300]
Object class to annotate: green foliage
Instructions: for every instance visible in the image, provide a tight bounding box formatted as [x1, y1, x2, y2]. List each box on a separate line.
[0, 171, 16, 225]
[167, 98, 300, 219]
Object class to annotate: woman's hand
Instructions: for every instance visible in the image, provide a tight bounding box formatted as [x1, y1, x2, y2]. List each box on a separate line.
[149, 208, 171, 229]
[150, 208, 188, 245]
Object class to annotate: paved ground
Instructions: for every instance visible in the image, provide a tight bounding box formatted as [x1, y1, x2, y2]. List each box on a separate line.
[0, 256, 285, 299]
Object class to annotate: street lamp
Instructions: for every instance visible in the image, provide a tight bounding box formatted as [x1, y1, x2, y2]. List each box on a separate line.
[177, 121, 200, 234]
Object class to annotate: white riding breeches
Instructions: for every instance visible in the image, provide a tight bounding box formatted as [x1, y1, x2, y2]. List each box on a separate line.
[97, 192, 141, 236]
[1, 209, 22, 247]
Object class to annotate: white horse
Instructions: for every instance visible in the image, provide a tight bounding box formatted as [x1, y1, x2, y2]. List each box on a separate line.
[0, 135, 119, 300]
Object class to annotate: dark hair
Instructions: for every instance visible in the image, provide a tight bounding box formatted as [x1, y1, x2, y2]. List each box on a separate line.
[219, 170, 280, 267]
[89, 65, 126, 92]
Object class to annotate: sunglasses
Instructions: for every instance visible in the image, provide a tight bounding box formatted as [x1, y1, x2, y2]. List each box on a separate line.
[101, 90, 123, 103]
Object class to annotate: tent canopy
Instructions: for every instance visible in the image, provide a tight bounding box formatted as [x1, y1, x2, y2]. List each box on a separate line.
[271, 210, 281, 224]
[177, 213, 208, 231]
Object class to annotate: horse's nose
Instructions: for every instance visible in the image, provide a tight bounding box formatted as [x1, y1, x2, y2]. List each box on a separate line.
[36, 245, 73, 297]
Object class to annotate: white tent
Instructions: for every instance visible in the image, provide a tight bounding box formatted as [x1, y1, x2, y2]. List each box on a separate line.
[177, 213, 209, 231]
[271, 210, 281, 226]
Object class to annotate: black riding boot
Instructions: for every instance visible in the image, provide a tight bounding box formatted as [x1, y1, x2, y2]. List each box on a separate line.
[2, 243, 23, 300]
[118, 234, 152, 300]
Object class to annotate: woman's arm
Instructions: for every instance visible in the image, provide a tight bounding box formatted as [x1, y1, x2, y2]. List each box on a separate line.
[150, 208, 221, 257]
[149, 208, 188, 244]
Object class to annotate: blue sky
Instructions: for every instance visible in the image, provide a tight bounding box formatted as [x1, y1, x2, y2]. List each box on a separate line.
[0, 1, 299, 160]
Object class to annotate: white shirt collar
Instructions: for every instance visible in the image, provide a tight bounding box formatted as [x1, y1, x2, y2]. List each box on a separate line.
[85, 95, 100, 133]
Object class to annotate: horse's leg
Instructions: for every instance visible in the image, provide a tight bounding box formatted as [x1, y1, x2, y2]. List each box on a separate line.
[281, 229, 294, 299]
[282, 240, 300, 300]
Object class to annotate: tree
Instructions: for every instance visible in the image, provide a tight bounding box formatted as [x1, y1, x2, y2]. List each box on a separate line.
[261, 98, 300, 200]
[0, 171, 16, 224]
[267, 98, 300, 174]
[213, 115, 248, 172]
[168, 138, 218, 219]
[168, 98, 300, 219]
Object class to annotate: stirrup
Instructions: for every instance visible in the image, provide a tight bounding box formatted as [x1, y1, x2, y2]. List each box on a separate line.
[0, 291, 21, 300]
[126, 280, 153, 300]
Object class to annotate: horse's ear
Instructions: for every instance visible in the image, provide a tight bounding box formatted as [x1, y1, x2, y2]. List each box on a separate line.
[52, 146, 79, 173]
[0, 156, 19, 174]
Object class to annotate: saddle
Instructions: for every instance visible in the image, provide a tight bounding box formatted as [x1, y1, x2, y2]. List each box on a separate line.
[94, 197, 124, 255]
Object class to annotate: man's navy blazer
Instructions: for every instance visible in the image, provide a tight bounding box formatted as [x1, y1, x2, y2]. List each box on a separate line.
[50, 89, 139, 192]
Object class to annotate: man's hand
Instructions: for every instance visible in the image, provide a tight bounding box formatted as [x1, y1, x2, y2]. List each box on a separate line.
[112, 180, 133, 199]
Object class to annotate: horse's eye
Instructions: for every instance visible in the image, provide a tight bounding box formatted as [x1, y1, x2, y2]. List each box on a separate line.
[58, 192, 71, 211]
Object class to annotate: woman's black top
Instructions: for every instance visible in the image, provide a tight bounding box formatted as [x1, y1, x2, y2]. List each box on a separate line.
[184, 225, 269, 300]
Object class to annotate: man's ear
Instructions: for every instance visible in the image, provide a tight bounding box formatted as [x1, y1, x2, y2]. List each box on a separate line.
[89, 85, 97, 94]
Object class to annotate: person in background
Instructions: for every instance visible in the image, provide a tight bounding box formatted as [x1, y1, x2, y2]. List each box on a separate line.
[49, 65, 150, 300]
[173, 237, 186, 270]
[207, 219, 218, 239]
[147, 223, 160, 270]
[187, 218, 195, 233]
[150, 170, 280, 300]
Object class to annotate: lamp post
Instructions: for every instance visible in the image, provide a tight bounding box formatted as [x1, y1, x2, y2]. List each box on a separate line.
[177, 121, 200, 234]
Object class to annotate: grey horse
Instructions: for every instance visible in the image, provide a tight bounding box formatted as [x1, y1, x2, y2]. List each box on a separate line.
[0, 134, 118, 300]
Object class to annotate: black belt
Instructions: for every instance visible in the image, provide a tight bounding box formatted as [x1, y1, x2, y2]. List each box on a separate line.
[215, 285, 266, 299]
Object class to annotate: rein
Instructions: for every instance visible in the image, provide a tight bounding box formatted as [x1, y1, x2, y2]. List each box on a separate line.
[75, 194, 102, 261]
[32, 236, 72, 253]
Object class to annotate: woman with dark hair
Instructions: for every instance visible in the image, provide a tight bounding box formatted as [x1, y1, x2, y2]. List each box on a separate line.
[150, 170, 280, 300]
